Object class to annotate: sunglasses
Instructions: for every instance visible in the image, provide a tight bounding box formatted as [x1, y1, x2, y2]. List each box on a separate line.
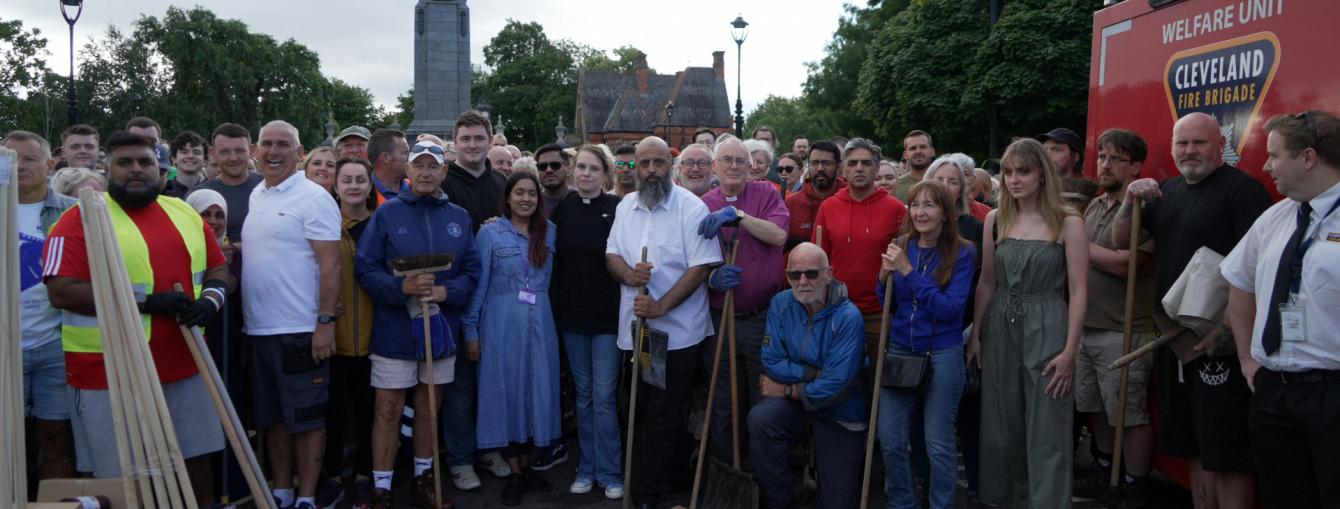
[778, 165, 799, 173]
[410, 144, 444, 156]
[785, 269, 823, 281]
[615, 161, 637, 169]
[536, 161, 565, 172]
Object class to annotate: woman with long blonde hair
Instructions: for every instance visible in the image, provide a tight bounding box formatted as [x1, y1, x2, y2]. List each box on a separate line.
[967, 138, 1088, 507]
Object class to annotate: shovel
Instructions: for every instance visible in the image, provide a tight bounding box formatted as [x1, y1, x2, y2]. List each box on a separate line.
[622, 247, 649, 509]
[859, 274, 896, 509]
[393, 254, 454, 509]
[1108, 197, 1141, 503]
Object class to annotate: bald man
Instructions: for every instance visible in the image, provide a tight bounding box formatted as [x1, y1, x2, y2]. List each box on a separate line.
[748, 243, 867, 509]
[487, 145, 514, 177]
[1115, 112, 1271, 509]
[605, 137, 722, 508]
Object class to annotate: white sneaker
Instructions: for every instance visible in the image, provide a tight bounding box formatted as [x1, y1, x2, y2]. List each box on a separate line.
[479, 451, 512, 478]
[604, 481, 625, 500]
[569, 476, 594, 494]
[448, 464, 481, 491]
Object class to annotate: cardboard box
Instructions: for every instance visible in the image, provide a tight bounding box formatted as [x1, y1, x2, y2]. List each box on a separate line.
[37, 478, 128, 508]
[28, 503, 81, 509]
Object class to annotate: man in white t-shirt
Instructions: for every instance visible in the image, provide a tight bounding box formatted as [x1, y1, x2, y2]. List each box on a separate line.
[5, 130, 79, 480]
[241, 120, 342, 509]
[605, 136, 722, 508]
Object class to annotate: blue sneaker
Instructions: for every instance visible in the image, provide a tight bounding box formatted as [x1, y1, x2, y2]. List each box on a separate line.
[569, 476, 594, 494]
[529, 443, 568, 471]
[603, 481, 625, 500]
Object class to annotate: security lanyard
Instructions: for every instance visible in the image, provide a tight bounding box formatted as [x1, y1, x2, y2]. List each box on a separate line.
[1290, 197, 1340, 294]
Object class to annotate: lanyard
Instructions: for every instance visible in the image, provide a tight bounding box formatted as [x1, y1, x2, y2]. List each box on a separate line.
[514, 226, 532, 289]
[1290, 197, 1340, 293]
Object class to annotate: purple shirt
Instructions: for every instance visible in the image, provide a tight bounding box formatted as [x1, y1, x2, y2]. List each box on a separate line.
[702, 181, 790, 313]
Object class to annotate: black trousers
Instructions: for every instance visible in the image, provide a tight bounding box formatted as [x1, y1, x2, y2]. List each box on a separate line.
[631, 342, 701, 505]
[323, 355, 374, 478]
[1250, 370, 1340, 509]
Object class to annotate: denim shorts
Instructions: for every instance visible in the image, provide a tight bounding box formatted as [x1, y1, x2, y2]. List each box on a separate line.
[23, 340, 70, 420]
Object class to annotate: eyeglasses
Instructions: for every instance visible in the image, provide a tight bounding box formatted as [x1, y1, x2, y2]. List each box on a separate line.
[1096, 154, 1131, 164]
[778, 165, 799, 174]
[410, 144, 444, 156]
[785, 269, 823, 281]
[845, 159, 876, 168]
[809, 159, 837, 168]
[615, 160, 636, 169]
[536, 161, 565, 172]
[717, 156, 751, 168]
[680, 159, 712, 170]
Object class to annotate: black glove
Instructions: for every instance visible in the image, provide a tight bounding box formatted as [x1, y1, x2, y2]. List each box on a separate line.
[179, 297, 219, 328]
[138, 292, 192, 316]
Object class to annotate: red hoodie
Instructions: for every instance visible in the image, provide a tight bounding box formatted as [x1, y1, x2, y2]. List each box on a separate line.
[785, 180, 846, 247]
[813, 186, 906, 314]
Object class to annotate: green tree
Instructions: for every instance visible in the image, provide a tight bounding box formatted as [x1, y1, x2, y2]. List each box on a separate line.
[582, 45, 652, 74]
[856, 0, 989, 157]
[473, 20, 581, 148]
[0, 17, 53, 136]
[968, 0, 1101, 146]
[744, 95, 818, 152]
[379, 86, 415, 130]
[800, 0, 909, 140]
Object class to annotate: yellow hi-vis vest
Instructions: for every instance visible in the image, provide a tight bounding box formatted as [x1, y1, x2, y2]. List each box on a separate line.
[61, 194, 208, 354]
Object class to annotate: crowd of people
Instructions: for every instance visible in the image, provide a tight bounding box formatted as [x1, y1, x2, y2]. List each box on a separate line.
[7, 106, 1339, 509]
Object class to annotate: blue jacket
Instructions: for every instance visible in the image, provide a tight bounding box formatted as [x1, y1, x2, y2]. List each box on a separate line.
[762, 281, 868, 425]
[876, 241, 977, 352]
[355, 190, 481, 360]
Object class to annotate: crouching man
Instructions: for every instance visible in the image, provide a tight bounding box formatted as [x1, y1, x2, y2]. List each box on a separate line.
[748, 242, 867, 509]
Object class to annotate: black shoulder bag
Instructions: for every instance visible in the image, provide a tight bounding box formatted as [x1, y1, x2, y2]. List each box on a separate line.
[880, 248, 934, 393]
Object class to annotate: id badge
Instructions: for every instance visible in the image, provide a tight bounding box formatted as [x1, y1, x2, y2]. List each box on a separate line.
[517, 289, 537, 305]
[1279, 302, 1305, 342]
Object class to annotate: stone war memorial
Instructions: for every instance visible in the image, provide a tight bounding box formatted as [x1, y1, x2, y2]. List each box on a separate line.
[407, 0, 472, 139]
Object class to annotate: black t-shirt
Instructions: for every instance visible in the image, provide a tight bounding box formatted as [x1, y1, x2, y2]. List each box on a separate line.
[1142, 164, 1271, 303]
[190, 173, 264, 243]
[440, 161, 502, 234]
[549, 192, 621, 334]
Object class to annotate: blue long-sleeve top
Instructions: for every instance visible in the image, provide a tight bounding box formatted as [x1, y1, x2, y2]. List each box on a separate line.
[355, 190, 481, 360]
[876, 241, 978, 352]
[762, 281, 868, 424]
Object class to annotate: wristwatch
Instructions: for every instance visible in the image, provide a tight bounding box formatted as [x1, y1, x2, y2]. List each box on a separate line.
[318, 314, 335, 325]
[784, 384, 793, 399]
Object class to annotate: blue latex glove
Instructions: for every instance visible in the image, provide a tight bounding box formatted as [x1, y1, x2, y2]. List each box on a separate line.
[697, 206, 738, 239]
[708, 264, 744, 291]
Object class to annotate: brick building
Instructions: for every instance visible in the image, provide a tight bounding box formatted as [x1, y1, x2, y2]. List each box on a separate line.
[574, 52, 732, 150]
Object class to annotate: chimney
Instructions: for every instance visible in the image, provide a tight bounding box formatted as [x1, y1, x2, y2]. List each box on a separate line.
[634, 52, 650, 94]
[713, 51, 725, 78]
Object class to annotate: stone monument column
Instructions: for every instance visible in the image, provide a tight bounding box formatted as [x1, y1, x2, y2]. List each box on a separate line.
[407, 0, 471, 138]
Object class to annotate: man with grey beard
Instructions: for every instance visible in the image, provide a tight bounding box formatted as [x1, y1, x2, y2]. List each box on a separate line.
[605, 137, 722, 509]
[1114, 112, 1271, 509]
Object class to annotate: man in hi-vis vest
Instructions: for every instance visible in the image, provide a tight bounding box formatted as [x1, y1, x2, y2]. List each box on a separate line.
[44, 131, 228, 507]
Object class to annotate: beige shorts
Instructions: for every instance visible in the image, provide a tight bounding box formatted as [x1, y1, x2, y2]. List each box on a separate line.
[1075, 328, 1154, 427]
[370, 353, 455, 390]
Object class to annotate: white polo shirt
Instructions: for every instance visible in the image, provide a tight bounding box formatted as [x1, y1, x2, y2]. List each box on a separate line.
[1221, 180, 1340, 371]
[606, 186, 723, 351]
[241, 170, 341, 336]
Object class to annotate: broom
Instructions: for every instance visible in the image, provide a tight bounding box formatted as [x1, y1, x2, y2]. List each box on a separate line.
[392, 254, 454, 509]
[0, 148, 28, 508]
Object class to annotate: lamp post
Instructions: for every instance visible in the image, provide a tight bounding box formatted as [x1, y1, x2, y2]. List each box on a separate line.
[663, 101, 675, 142]
[730, 15, 749, 138]
[61, 0, 85, 126]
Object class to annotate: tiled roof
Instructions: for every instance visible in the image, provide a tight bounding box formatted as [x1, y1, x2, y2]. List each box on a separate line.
[580, 66, 730, 135]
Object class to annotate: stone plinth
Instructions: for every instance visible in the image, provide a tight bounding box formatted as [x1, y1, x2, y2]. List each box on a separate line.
[407, 0, 471, 139]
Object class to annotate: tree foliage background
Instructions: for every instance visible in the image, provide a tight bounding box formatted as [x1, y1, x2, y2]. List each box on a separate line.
[749, 0, 1100, 164]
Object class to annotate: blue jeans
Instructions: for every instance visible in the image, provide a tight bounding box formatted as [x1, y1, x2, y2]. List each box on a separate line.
[23, 340, 70, 420]
[441, 354, 478, 466]
[878, 343, 965, 509]
[562, 331, 622, 486]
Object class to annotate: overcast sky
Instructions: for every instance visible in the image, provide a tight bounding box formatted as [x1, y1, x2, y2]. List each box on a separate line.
[13, 0, 852, 115]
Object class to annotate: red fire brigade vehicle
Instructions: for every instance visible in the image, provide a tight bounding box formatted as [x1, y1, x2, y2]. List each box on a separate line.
[1084, 0, 1340, 487]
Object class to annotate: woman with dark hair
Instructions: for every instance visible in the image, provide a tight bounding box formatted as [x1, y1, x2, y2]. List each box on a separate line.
[777, 152, 806, 198]
[324, 157, 377, 500]
[549, 145, 624, 499]
[463, 171, 561, 506]
[875, 181, 977, 509]
[969, 138, 1088, 507]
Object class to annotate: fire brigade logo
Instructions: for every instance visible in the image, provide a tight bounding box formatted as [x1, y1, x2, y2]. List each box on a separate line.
[1164, 32, 1280, 166]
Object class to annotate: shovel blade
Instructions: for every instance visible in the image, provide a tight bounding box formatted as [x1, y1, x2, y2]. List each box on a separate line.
[701, 455, 759, 509]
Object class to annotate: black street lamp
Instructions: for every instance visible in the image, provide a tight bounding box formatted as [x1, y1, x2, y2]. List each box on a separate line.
[730, 15, 749, 138]
[61, 0, 85, 127]
[663, 101, 675, 142]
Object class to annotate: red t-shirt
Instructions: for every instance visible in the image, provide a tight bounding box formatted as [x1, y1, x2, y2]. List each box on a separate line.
[43, 201, 225, 390]
[969, 199, 992, 222]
